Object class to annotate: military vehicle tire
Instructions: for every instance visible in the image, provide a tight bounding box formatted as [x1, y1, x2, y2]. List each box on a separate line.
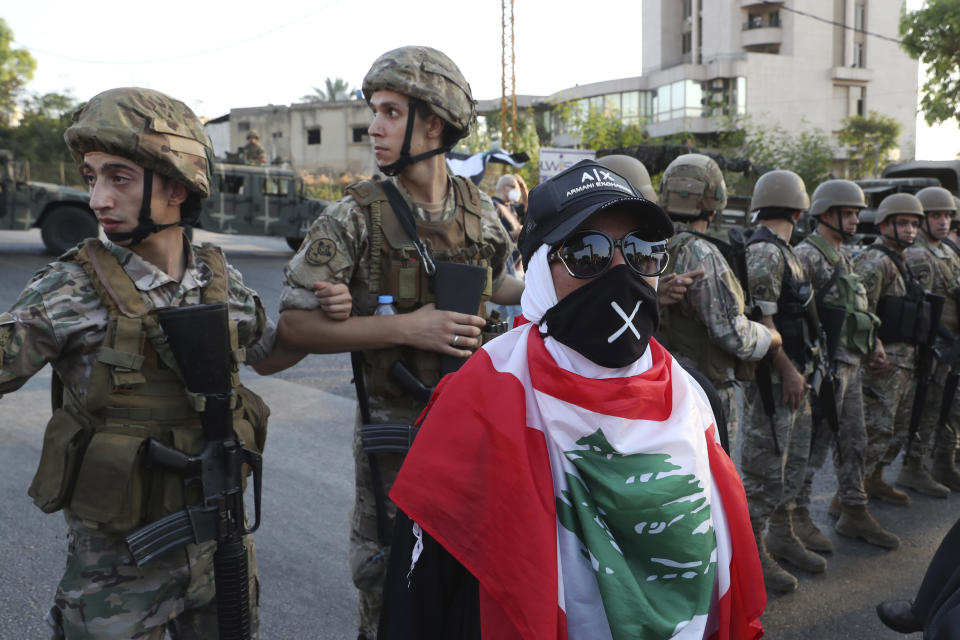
[41, 205, 98, 255]
[286, 236, 304, 251]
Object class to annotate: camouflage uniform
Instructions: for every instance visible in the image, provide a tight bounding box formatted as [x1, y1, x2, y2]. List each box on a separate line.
[0, 240, 272, 639]
[660, 224, 772, 451]
[854, 240, 918, 476]
[280, 175, 511, 638]
[741, 235, 814, 520]
[905, 235, 960, 470]
[795, 236, 870, 508]
[241, 139, 266, 165]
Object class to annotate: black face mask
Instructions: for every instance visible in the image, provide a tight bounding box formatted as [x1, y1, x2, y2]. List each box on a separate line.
[541, 264, 660, 368]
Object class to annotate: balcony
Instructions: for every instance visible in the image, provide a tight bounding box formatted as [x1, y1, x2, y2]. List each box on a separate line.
[832, 66, 874, 83]
[741, 26, 782, 50]
[740, 0, 781, 6]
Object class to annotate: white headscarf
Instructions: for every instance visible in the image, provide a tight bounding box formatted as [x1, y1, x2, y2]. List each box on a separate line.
[518, 244, 653, 379]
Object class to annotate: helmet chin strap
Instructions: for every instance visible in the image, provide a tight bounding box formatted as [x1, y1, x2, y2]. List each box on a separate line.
[377, 98, 452, 177]
[881, 217, 913, 248]
[103, 169, 182, 246]
[817, 210, 853, 241]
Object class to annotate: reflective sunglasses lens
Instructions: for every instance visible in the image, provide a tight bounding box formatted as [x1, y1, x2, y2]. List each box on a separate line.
[559, 232, 613, 278]
[622, 233, 669, 276]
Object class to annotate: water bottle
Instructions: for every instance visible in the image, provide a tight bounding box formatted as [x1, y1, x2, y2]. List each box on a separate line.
[374, 294, 397, 316]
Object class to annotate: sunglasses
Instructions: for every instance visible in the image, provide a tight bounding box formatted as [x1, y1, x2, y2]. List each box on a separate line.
[548, 229, 669, 279]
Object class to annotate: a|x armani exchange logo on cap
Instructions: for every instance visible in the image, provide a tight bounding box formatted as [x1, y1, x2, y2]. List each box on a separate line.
[560, 166, 635, 201]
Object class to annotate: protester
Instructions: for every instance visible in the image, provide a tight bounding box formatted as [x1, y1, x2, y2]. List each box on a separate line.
[379, 159, 765, 639]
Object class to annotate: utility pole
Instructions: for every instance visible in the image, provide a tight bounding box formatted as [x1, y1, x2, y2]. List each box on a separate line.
[501, 0, 518, 152]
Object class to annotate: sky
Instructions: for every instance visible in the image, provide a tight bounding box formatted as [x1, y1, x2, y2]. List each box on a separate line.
[4, 0, 958, 161]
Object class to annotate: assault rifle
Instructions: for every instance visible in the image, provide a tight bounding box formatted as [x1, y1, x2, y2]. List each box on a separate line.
[124, 302, 261, 640]
[728, 228, 781, 454]
[908, 293, 946, 456]
[934, 325, 960, 438]
[808, 302, 843, 459]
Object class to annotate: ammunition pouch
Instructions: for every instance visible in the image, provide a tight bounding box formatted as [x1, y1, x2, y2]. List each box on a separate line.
[28, 405, 92, 514]
[877, 294, 932, 345]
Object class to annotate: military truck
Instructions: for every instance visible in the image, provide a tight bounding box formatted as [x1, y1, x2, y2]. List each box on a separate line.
[198, 162, 328, 250]
[0, 150, 97, 255]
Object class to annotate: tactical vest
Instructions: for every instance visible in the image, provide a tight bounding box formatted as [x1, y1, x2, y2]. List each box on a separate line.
[747, 226, 815, 367]
[658, 231, 755, 384]
[802, 234, 879, 357]
[27, 239, 269, 534]
[344, 177, 495, 399]
[868, 243, 933, 346]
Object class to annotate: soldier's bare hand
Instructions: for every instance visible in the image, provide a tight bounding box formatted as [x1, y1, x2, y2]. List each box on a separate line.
[313, 281, 352, 321]
[782, 367, 808, 411]
[400, 303, 485, 358]
[767, 328, 783, 352]
[657, 268, 704, 306]
[867, 341, 891, 374]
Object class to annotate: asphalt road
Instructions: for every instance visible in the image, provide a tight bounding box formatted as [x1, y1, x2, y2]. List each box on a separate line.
[0, 227, 955, 639]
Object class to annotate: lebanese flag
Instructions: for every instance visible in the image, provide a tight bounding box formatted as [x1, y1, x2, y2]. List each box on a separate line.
[391, 324, 765, 640]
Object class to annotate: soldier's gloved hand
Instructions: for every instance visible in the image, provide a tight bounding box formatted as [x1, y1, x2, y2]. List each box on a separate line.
[400, 303, 485, 358]
[312, 281, 352, 321]
[781, 366, 808, 411]
[657, 268, 705, 306]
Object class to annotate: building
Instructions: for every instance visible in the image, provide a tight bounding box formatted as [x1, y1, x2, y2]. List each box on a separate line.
[207, 99, 377, 176]
[530, 0, 917, 163]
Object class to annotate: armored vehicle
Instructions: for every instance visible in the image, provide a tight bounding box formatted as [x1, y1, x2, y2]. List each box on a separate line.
[198, 163, 328, 250]
[0, 150, 96, 255]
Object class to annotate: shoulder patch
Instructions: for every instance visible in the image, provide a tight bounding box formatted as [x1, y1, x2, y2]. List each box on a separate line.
[305, 237, 338, 266]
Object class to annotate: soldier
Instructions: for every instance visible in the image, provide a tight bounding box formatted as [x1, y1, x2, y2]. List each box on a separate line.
[276, 46, 522, 640]
[741, 170, 824, 593]
[794, 180, 900, 551]
[904, 186, 960, 493]
[654, 154, 779, 454]
[241, 129, 267, 165]
[0, 88, 304, 639]
[853, 193, 933, 506]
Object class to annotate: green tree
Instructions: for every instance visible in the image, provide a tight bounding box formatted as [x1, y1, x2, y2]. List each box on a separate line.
[1, 91, 77, 163]
[301, 77, 355, 103]
[549, 101, 648, 152]
[900, 0, 960, 125]
[837, 111, 902, 179]
[0, 19, 37, 120]
[722, 116, 834, 193]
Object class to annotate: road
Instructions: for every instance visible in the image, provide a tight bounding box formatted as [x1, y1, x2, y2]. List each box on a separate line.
[0, 228, 954, 639]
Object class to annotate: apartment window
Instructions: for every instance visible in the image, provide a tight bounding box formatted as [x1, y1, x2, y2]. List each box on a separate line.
[769, 10, 780, 27]
[748, 13, 763, 29]
[853, 42, 864, 68]
[854, 3, 865, 30]
[603, 94, 621, 116]
[238, 122, 250, 132]
[352, 127, 369, 143]
[853, 86, 865, 116]
[683, 0, 692, 19]
[307, 127, 321, 145]
[272, 131, 282, 139]
[682, 32, 692, 54]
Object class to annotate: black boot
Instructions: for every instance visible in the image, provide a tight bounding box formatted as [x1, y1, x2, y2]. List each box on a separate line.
[876, 599, 922, 633]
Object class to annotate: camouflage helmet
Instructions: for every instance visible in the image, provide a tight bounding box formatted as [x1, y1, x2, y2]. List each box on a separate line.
[64, 87, 213, 198]
[247, 129, 260, 140]
[750, 170, 810, 213]
[362, 46, 476, 141]
[658, 153, 727, 219]
[809, 179, 866, 217]
[916, 186, 957, 216]
[597, 155, 657, 202]
[875, 192, 925, 226]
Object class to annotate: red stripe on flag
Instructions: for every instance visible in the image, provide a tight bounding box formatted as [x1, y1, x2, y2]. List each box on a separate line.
[705, 423, 766, 640]
[526, 329, 674, 420]
[392, 348, 561, 639]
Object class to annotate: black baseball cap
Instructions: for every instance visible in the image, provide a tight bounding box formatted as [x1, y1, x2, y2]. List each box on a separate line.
[517, 159, 673, 268]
